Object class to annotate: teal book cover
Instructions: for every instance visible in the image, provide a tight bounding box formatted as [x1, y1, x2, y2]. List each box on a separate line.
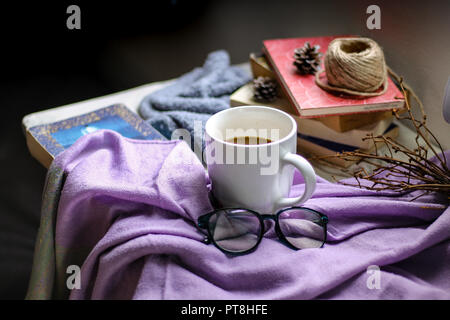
[28, 104, 166, 161]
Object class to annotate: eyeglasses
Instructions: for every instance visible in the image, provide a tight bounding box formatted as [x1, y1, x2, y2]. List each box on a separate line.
[197, 207, 328, 255]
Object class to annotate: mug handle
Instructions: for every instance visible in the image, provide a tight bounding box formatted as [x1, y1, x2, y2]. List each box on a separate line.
[276, 152, 316, 208]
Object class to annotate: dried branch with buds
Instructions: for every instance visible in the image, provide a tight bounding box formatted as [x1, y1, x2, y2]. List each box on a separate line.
[315, 71, 450, 200]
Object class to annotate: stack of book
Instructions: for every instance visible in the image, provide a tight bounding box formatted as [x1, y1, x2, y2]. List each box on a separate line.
[230, 36, 405, 168]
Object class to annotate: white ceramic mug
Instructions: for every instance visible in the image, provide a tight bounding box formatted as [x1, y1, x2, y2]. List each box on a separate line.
[204, 106, 316, 214]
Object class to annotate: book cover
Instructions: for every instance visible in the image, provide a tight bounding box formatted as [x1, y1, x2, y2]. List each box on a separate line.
[249, 52, 280, 81]
[246, 53, 393, 132]
[263, 35, 405, 117]
[26, 104, 166, 168]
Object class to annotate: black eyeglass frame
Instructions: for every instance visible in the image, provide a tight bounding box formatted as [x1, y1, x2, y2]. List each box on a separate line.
[197, 206, 328, 256]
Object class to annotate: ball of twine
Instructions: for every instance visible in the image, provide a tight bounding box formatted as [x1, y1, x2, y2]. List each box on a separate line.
[315, 37, 388, 97]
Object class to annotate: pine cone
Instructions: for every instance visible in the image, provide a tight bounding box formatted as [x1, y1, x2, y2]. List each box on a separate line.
[253, 76, 278, 102]
[293, 42, 322, 75]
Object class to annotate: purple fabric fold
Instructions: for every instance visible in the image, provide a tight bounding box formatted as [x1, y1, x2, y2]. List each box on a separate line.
[42, 130, 450, 299]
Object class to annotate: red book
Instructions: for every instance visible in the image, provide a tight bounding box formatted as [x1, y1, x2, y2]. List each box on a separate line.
[263, 36, 405, 118]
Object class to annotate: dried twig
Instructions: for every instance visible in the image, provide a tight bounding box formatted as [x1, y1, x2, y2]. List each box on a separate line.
[314, 71, 450, 199]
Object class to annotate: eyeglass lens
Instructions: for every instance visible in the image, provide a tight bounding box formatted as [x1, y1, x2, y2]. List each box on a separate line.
[208, 209, 261, 253]
[278, 208, 325, 249]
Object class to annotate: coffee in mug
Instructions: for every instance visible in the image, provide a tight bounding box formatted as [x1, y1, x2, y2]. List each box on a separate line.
[225, 136, 273, 145]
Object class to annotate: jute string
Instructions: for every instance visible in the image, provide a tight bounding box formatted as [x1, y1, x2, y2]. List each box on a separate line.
[315, 37, 388, 97]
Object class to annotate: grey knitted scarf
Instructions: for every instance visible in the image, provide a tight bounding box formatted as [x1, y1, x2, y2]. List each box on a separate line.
[139, 50, 251, 150]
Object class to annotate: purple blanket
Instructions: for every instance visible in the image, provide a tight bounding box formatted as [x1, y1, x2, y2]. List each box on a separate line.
[26, 130, 450, 299]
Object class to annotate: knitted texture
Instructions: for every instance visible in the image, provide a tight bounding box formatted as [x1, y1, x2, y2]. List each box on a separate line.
[139, 50, 251, 151]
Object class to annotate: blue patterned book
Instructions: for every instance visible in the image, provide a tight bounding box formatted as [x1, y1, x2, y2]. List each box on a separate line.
[26, 104, 166, 168]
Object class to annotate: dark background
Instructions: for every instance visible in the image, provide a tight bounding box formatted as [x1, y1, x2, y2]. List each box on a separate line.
[1, 0, 449, 299]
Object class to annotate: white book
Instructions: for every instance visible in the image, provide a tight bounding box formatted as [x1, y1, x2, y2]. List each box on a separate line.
[230, 83, 393, 149]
